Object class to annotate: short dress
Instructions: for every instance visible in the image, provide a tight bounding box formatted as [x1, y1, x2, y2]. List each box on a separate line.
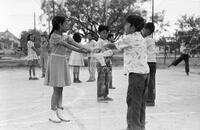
[44, 33, 71, 87]
[25, 41, 39, 66]
[69, 50, 84, 66]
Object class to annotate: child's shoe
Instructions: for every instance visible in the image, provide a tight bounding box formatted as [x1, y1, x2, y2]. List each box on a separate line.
[97, 96, 108, 103]
[104, 96, 113, 101]
[57, 108, 70, 122]
[33, 77, 39, 80]
[41, 74, 45, 78]
[49, 110, 62, 123]
[76, 79, 82, 83]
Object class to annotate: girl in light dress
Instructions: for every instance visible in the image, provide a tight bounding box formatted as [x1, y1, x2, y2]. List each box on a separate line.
[69, 33, 85, 83]
[44, 16, 90, 123]
[26, 34, 39, 80]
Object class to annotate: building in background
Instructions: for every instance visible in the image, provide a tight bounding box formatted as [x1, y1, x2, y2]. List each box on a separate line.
[0, 30, 20, 50]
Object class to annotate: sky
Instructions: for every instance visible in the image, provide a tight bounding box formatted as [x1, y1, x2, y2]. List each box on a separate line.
[0, 0, 200, 38]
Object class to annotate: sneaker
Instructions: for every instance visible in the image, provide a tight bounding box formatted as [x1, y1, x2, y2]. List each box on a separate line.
[57, 108, 70, 122]
[29, 77, 33, 80]
[97, 97, 108, 103]
[104, 96, 113, 101]
[87, 79, 96, 82]
[109, 86, 116, 89]
[33, 77, 39, 80]
[168, 64, 172, 68]
[49, 110, 62, 123]
[146, 101, 155, 106]
[76, 79, 82, 83]
[41, 74, 45, 78]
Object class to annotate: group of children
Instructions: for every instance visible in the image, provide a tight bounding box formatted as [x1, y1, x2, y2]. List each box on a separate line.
[25, 14, 157, 130]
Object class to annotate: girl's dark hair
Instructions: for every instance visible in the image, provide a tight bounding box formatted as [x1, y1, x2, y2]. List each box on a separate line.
[73, 33, 82, 43]
[108, 33, 114, 39]
[98, 25, 109, 33]
[144, 22, 155, 34]
[27, 33, 33, 41]
[126, 15, 145, 32]
[49, 16, 66, 39]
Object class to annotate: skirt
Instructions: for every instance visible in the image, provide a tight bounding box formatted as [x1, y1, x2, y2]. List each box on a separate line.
[44, 54, 71, 87]
[69, 51, 84, 66]
[28, 59, 38, 66]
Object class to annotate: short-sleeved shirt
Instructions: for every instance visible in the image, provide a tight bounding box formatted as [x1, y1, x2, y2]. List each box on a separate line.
[40, 41, 49, 55]
[145, 36, 157, 63]
[49, 33, 68, 56]
[115, 32, 149, 74]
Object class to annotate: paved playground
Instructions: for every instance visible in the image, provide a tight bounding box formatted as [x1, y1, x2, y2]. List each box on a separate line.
[0, 67, 200, 130]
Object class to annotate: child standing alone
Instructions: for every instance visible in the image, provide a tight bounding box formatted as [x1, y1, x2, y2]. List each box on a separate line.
[26, 34, 39, 80]
[69, 33, 85, 83]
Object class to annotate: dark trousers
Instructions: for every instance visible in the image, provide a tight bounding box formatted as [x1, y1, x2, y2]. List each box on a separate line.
[146, 62, 156, 103]
[108, 66, 113, 88]
[171, 54, 189, 73]
[126, 73, 148, 130]
[97, 66, 111, 97]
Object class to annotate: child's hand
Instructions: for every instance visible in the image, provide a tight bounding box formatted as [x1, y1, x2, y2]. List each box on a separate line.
[94, 48, 101, 53]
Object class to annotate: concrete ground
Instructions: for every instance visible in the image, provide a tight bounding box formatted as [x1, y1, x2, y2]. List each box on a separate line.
[0, 67, 200, 130]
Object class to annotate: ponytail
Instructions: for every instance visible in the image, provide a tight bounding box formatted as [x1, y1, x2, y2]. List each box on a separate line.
[49, 27, 55, 39]
[49, 16, 66, 39]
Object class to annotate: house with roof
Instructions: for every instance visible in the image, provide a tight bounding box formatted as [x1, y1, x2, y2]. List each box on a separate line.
[0, 30, 20, 50]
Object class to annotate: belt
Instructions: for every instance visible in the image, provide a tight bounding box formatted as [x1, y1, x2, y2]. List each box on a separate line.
[51, 53, 66, 57]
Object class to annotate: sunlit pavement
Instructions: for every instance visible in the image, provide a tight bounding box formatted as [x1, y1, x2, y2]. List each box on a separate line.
[0, 67, 200, 130]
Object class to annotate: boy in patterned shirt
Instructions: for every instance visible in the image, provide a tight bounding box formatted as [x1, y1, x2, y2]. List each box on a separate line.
[114, 15, 149, 130]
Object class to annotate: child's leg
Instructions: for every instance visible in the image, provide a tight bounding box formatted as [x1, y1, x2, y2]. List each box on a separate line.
[90, 57, 96, 80]
[57, 87, 63, 109]
[126, 73, 148, 130]
[88, 57, 91, 78]
[97, 67, 106, 98]
[73, 66, 77, 80]
[77, 66, 80, 80]
[29, 66, 32, 77]
[51, 87, 59, 110]
[32, 66, 36, 77]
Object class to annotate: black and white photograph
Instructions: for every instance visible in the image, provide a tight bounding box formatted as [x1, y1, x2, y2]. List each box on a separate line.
[0, 0, 200, 130]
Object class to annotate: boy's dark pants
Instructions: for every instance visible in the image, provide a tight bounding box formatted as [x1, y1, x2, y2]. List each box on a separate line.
[97, 66, 111, 97]
[126, 73, 148, 130]
[171, 54, 189, 74]
[146, 62, 156, 103]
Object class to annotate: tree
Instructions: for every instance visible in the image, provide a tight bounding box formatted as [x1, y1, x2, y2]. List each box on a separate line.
[40, 0, 149, 40]
[176, 15, 200, 47]
[20, 29, 47, 54]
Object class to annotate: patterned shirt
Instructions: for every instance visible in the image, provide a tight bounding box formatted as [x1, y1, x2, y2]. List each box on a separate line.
[115, 32, 149, 74]
[145, 36, 157, 62]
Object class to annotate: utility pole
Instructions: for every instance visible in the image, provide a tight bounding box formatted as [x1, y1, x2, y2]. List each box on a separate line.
[152, 0, 154, 23]
[105, 0, 108, 25]
[52, 0, 55, 17]
[34, 12, 36, 31]
[152, 0, 154, 38]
